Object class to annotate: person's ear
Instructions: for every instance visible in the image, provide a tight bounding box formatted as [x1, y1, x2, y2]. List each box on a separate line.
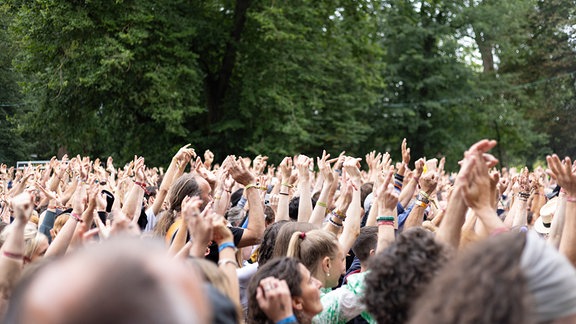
[292, 297, 304, 311]
[369, 248, 375, 257]
[322, 256, 331, 273]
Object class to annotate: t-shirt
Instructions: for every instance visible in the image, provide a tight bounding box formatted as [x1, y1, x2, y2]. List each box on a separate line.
[312, 272, 375, 324]
[206, 227, 244, 263]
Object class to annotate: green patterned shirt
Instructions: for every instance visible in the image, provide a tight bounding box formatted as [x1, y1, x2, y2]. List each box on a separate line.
[312, 272, 376, 324]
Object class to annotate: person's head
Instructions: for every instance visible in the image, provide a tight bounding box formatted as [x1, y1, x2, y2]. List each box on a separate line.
[360, 182, 374, 210]
[285, 229, 345, 288]
[6, 238, 210, 324]
[288, 197, 317, 221]
[51, 214, 70, 240]
[364, 227, 449, 324]
[0, 223, 48, 264]
[187, 258, 241, 321]
[258, 220, 290, 267]
[272, 222, 318, 260]
[351, 226, 377, 268]
[247, 257, 322, 324]
[154, 174, 212, 237]
[263, 205, 275, 227]
[225, 206, 246, 227]
[409, 230, 576, 324]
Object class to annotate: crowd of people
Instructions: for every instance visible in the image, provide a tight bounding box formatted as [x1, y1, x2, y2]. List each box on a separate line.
[0, 138, 575, 323]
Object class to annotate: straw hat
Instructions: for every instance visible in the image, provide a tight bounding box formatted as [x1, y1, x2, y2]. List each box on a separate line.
[535, 197, 558, 234]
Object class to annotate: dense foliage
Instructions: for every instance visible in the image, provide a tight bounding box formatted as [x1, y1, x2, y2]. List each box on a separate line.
[1, 0, 575, 168]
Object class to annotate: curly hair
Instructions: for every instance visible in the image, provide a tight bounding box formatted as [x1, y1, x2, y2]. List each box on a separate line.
[258, 220, 289, 267]
[247, 257, 304, 324]
[364, 227, 449, 324]
[408, 231, 533, 324]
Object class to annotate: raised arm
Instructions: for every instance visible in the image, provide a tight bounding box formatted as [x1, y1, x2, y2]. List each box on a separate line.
[275, 157, 293, 223]
[0, 193, 32, 301]
[151, 144, 195, 216]
[375, 171, 397, 252]
[511, 168, 530, 227]
[461, 150, 505, 234]
[404, 170, 438, 229]
[45, 179, 87, 257]
[229, 158, 265, 247]
[338, 157, 364, 253]
[121, 156, 146, 221]
[309, 151, 335, 226]
[547, 154, 576, 266]
[295, 155, 313, 223]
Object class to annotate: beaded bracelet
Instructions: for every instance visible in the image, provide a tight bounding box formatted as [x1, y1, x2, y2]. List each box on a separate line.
[331, 210, 346, 222]
[70, 212, 84, 223]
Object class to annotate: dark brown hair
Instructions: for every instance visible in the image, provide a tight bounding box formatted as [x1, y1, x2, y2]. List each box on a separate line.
[364, 227, 449, 324]
[247, 257, 304, 324]
[408, 231, 533, 324]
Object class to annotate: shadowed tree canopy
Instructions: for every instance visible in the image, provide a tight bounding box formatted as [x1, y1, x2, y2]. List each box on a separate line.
[1, 0, 575, 168]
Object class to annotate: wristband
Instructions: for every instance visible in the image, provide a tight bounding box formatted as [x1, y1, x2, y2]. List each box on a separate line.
[2, 251, 23, 260]
[566, 195, 576, 203]
[70, 212, 84, 223]
[317, 201, 327, 208]
[218, 258, 238, 268]
[419, 190, 431, 200]
[328, 218, 343, 228]
[276, 315, 297, 324]
[331, 210, 346, 221]
[376, 216, 395, 222]
[245, 183, 259, 190]
[281, 183, 294, 188]
[377, 220, 394, 227]
[414, 200, 428, 208]
[218, 242, 237, 253]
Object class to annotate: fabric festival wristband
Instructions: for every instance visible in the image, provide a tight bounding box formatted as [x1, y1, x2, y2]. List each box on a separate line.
[276, 315, 297, 324]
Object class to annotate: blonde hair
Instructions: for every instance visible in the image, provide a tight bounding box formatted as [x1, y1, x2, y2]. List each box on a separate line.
[0, 223, 48, 261]
[187, 258, 243, 322]
[285, 229, 339, 275]
[52, 214, 70, 240]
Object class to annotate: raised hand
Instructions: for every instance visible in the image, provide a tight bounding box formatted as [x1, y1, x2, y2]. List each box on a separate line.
[401, 138, 411, 166]
[203, 150, 214, 169]
[318, 150, 334, 184]
[294, 155, 312, 181]
[256, 277, 294, 323]
[279, 157, 293, 182]
[11, 192, 33, 223]
[547, 154, 576, 196]
[229, 158, 256, 187]
[173, 144, 195, 168]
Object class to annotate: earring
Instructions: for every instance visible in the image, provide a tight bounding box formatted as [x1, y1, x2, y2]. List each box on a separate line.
[326, 272, 330, 277]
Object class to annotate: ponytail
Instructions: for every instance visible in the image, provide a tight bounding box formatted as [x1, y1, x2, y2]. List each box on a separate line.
[286, 231, 306, 259]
